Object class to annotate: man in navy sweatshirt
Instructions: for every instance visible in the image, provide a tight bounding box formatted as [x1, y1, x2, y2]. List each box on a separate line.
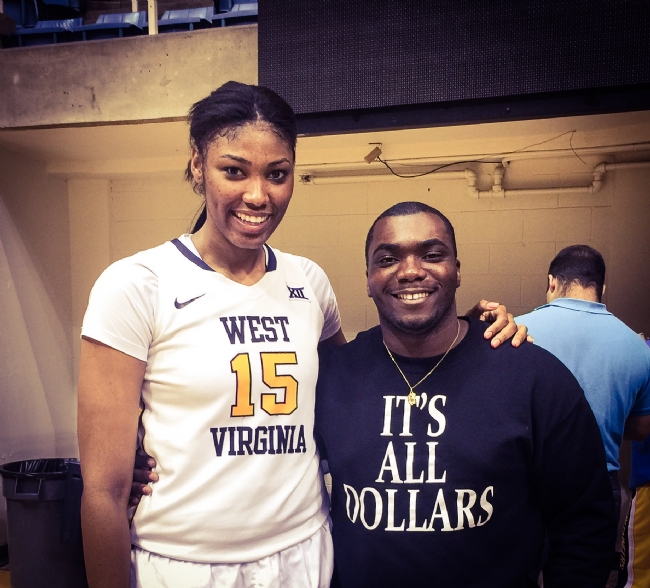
[316, 201, 616, 588]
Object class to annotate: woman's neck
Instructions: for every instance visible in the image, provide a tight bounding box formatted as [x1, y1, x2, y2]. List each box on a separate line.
[191, 229, 266, 286]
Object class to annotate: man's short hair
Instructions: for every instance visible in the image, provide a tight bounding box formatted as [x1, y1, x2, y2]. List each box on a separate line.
[365, 201, 457, 265]
[548, 245, 606, 301]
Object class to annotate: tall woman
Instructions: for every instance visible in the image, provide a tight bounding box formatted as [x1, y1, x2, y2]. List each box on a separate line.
[78, 81, 521, 588]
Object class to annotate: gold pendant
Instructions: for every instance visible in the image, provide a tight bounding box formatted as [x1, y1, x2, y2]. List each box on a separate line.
[408, 390, 417, 406]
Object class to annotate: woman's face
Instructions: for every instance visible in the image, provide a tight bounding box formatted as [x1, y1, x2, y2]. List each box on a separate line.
[192, 121, 294, 251]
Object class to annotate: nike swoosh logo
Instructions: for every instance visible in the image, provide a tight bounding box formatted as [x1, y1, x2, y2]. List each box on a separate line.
[174, 294, 206, 309]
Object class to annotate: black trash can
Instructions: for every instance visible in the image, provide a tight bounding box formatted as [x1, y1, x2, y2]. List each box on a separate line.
[0, 458, 87, 588]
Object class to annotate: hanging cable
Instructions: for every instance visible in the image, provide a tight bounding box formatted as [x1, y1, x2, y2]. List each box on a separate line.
[373, 130, 589, 178]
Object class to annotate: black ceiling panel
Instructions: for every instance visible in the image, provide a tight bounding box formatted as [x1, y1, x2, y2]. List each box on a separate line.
[259, 0, 650, 132]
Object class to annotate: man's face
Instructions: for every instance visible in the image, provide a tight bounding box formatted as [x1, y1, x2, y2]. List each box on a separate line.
[366, 212, 460, 336]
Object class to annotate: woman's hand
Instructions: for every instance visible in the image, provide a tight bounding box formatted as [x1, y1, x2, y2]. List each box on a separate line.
[466, 300, 532, 348]
[129, 451, 158, 506]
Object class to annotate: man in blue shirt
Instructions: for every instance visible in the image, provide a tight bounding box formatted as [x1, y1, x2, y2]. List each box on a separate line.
[517, 245, 650, 521]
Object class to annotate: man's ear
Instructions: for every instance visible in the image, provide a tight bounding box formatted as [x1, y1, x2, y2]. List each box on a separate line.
[602, 283, 607, 298]
[456, 259, 461, 288]
[546, 275, 559, 303]
[548, 275, 556, 293]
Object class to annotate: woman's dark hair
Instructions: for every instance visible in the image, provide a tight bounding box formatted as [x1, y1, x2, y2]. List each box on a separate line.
[186, 81, 297, 232]
[548, 244, 606, 301]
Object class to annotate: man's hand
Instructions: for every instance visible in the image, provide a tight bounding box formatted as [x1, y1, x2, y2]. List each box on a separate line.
[466, 300, 532, 348]
[129, 450, 158, 506]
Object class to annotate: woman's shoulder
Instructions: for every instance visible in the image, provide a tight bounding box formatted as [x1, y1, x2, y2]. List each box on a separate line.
[269, 246, 340, 337]
[83, 245, 172, 360]
[270, 246, 329, 282]
[102, 241, 178, 276]
[93, 240, 180, 296]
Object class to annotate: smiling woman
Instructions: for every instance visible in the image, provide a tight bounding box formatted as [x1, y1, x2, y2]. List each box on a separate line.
[184, 84, 297, 284]
[77, 82, 344, 588]
[188, 121, 294, 283]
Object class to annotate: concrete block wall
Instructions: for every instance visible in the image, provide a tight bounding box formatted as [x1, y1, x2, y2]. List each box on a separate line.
[0, 149, 72, 335]
[265, 175, 619, 341]
[86, 160, 650, 344]
[109, 173, 200, 262]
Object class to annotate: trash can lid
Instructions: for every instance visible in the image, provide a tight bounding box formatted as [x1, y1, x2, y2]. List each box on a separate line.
[0, 458, 78, 480]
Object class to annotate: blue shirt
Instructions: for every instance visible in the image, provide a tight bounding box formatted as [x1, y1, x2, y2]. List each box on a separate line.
[517, 298, 650, 471]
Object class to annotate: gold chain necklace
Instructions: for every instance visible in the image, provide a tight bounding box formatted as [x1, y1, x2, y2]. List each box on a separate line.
[383, 319, 461, 406]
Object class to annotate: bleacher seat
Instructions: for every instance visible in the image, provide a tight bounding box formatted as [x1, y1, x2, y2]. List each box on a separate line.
[37, 0, 85, 20]
[213, 1, 256, 27]
[11, 16, 81, 45]
[3, 0, 39, 29]
[156, 7, 214, 32]
[1, 0, 255, 47]
[216, 0, 233, 12]
[72, 11, 146, 40]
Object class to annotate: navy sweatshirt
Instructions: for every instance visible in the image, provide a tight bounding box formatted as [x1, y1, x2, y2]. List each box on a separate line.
[316, 318, 616, 588]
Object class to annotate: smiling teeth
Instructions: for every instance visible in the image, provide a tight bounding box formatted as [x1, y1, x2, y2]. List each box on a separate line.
[397, 292, 430, 300]
[236, 212, 267, 224]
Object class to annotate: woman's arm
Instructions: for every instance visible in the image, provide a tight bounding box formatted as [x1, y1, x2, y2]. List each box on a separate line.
[319, 327, 347, 348]
[78, 337, 146, 588]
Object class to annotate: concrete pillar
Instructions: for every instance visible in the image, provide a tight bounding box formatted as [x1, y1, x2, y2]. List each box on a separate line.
[69, 179, 110, 381]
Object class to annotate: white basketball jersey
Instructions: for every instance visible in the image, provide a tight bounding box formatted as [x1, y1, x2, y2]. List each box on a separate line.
[82, 236, 340, 563]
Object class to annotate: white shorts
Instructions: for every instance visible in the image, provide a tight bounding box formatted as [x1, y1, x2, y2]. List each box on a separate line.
[130, 519, 334, 588]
